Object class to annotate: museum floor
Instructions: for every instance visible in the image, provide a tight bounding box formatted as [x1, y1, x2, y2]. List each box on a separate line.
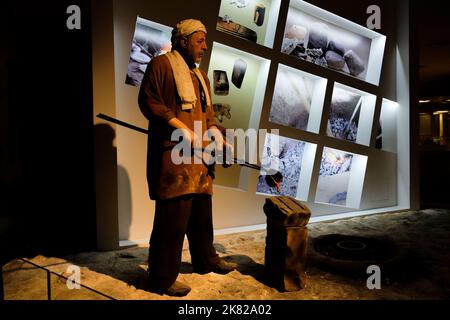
[3, 209, 450, 300]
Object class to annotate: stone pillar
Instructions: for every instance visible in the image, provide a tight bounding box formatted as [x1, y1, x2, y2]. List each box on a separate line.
[263, 196, 311, 292]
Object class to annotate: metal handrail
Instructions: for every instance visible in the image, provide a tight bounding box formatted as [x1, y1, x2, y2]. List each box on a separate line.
[1, 258, 115, 300]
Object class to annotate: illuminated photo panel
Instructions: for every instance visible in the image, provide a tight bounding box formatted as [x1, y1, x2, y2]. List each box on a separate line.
[269, 64, 327, 134]
[217, 0, 281, 48]
[125, 17, 172, 87]
[257, 134, 317, 201]
[208, 42, 270, 133]
[208, 42, 271, 189]
[315, 147, 368, 209]
[282, 0, 386, 85]
[376, 99, 399, 153]
[326, 83, 376, 146]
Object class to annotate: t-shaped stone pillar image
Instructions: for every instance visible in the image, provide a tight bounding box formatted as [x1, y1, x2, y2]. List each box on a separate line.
[263, 196, 311, 292]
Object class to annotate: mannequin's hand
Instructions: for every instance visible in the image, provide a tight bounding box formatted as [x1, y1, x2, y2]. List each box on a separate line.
[180, 128, 201, 149]
[208, 126, 234, 167]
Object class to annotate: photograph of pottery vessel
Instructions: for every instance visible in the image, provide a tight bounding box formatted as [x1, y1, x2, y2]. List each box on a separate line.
[254, 3, 266, 26]
[213, 70, 230, 96]
[125, 17, 172, 87]
[282, 9, 371, 81]
[326, 87, 362, 143]
[257, 134, 305, 198]
[269, 67, 315, 131]
[315, 148, 353, 206]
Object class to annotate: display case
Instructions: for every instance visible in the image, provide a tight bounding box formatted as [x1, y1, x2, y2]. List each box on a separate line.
[376, 99, 398, 153]
[208, 42, 271, 188]
[125, 17, 172, 87]
[281, 0, 386, 85]
[217, 0, 281, 48]
[269, 64, 327, 134]
[94, 0, 411, 248]
[256, 134, 317, 201]
[326, 83, 376, 146]
[315, 147, 368, 209]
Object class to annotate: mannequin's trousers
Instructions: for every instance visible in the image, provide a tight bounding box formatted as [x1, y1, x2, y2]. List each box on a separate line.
[148, 194, 219, 291]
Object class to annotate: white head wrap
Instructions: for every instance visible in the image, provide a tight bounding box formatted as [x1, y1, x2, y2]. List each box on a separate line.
[171, 19, 207, 45]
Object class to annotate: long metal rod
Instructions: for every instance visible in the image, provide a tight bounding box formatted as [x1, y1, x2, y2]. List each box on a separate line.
[97, 113, 149, 135]
[96, 113, 262, 172]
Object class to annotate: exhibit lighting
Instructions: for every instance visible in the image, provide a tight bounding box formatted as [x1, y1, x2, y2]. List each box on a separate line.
[419, 100, 431, 104]
[433, 110, 449, 115]
[432, 111, 449, 143]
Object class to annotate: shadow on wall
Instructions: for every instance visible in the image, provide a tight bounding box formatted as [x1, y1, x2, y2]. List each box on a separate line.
[95, 123, 120, 251]
[118, 165, 132, 243]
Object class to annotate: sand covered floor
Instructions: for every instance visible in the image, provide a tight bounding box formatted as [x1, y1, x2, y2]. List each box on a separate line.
[3, 209, 450, 300]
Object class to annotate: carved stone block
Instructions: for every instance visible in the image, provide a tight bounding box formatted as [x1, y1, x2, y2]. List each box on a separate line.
[264, 196, 311, 292]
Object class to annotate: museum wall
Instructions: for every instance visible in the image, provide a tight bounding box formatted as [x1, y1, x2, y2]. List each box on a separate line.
[92, 0, 412, 247]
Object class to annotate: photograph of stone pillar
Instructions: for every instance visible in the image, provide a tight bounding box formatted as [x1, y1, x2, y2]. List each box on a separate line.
[315, 148, 354, 206]
[376, 123, 383, 149]
[257, 134, 305, 198]
[213, 70, 230, 95]
[125, 17, 172, 87]
[375, 99, 399, 153]
[232, 58, 247, 88]
[282, 7, 371, 80]
[269, 67, 315, 132]
[327, 87, 362, 143]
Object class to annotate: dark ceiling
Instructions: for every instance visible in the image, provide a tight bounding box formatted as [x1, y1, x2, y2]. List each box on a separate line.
[417, 0, 450, 97]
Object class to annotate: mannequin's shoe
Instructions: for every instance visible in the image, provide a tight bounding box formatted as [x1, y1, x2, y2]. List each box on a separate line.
[165, 281, 191, 297]
[148, 280, 191, 297]
[195, 258, 238, 275]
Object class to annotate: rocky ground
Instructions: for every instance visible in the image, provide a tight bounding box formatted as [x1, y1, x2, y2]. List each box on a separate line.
[3, 209, 450, 300]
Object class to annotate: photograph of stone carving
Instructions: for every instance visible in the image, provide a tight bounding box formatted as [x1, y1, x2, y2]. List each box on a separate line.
[282, 9, 371, 80]
[326, 87, 362, 143]
[213, 70, 230, 96]
[254, 3, 266, 26]
[257, 134, 305, 198]
[232, 58, 247, 89]
[269, 67, 315, 131]
[315, 148, 353, 206]
[125, 17, 172, 87]
[217, 16, 258, 43]
[213, 103, 232, 123]
[229, 0, 249, 8]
